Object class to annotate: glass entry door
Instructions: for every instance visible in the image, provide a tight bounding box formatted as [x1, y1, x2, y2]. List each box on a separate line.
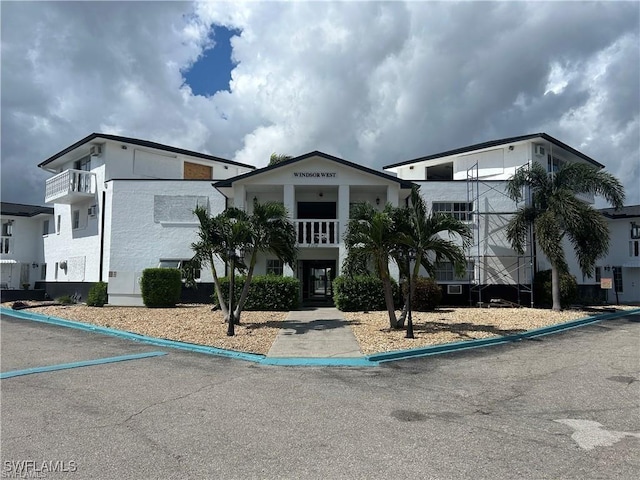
[301, 260, 336, 304]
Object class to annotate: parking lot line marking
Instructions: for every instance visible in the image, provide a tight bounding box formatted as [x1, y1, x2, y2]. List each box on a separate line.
[0, 351, 167, 379]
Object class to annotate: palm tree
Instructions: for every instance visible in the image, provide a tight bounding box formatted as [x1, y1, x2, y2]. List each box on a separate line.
[233, 200, 297, 324]
[394, 187, 472, 327]
[269, 153, 292, 166]
[190, 206, 252, 330]
[344, 203, 406, 329]
[506, 162, 624, 311]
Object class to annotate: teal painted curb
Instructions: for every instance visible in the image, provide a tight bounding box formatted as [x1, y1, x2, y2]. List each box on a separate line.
[2, 306, 638, 367]
[368, 308, 640, 363]
[1, 351, 167, 379]
[0, 307, 265, 364]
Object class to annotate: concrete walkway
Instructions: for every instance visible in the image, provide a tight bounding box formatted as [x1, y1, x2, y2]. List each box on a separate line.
[266, 307, 363, 358]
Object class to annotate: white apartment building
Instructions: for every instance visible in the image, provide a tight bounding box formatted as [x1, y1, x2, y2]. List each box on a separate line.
[595, 206, 640, 304]
[36, 132, 636, 306]
[38, 133, 253, 305]
[384, 133, 635, 305]
[0, 203, 53, 291]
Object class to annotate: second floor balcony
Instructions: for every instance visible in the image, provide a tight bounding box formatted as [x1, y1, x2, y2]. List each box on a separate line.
[294, 219, 340, 247]
[45, 169, 96, 204]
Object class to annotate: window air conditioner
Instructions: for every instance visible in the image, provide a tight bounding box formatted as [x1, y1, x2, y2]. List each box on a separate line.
[89, 145, 102, 157]
[88, 206, 97, 217]
[534, 145, 546, 157]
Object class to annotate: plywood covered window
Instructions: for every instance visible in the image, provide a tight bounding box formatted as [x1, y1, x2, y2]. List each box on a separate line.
[184, 162, 212, 179]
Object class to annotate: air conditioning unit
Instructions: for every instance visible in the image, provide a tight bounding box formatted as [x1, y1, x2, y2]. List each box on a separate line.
[89, 145, 102, 157]
[88, 206, 97, 217]
[534, 144, 546, 157]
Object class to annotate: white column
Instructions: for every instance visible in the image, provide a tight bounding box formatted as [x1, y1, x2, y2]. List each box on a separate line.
[283, 184, 295, 277]
[234, 184, 246, 211]
[386, 184, 399, 207]
[338, 184, 350, 237]
[283, 184, 295, 219]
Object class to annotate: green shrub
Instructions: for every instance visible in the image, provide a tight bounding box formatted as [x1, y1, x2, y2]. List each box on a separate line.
[534, 269, 578, 308]
[411, 277, 442, 311]
[333, 275, 400, 312]
[56, 295, 75, 305]
[213, 275, 300, 311]
[140, 268, 182, 308]
[87, 282, 108, 307]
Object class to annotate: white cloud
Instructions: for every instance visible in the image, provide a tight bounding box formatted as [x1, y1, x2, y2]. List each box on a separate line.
[1, 1, 638, 206]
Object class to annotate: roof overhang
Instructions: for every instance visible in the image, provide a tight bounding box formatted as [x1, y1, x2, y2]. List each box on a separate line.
[384, 133, 605, 171]
[213, 151, 417, 199]
[37, 133, 255, 172]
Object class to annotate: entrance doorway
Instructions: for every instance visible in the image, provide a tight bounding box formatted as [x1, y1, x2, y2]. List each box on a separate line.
[301, 260, 336, 305]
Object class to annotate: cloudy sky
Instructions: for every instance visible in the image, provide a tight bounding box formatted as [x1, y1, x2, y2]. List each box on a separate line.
[2, 1, 639, 207]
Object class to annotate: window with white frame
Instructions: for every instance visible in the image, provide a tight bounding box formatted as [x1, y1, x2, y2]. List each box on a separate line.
[56, 215, 61, 234]
[595, 266, 601, 283]
[547, 155, 565, 173]
[434, 261, 474, 282]
[1, 221, 12, 236]
[43, 219, 50, 236]
[74, 156, 91, 171]
[631, 222, 640, 239]
[266, 259, 284, 276]
[41, 264, 47, 280]
[54, 262, 59, 280]
[432, 202, 474, 222]
[72, 210, 80, 230]
[613, 267, 623, 293]
[630, 240, 639, 257]
[158, 259, 201, 281]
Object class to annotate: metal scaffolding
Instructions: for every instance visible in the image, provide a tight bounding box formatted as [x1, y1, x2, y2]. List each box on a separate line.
[466, 163, 535, 307]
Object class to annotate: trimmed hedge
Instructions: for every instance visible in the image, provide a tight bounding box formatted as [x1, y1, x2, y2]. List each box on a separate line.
[141, 268, 182, 308]
[87, 282, 108, 307]
[333, 275, 400, 312]
[214, 275, 300, 311]
[533, 269, 578, 308]
[411, 277, 442, 311]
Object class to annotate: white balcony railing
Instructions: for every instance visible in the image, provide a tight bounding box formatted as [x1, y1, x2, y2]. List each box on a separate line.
[45, 169, 96, 204]
[294, 219, 340, 246]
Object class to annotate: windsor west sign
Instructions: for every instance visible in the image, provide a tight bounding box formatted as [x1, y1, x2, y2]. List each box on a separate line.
[293, 172, 337, 178]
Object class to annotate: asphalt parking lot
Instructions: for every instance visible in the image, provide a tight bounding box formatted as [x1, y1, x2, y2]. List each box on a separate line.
[1, 311, 639, 479]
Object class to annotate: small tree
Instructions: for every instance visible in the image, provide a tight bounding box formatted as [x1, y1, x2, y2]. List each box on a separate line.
[87, 282, 108, 307]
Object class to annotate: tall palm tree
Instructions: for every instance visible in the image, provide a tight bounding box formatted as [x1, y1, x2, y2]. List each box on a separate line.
[344, 203, 406, 329]
[233, 200, 297, 324]
[394, 187, 472, 326]
[506, 162, 624, 311]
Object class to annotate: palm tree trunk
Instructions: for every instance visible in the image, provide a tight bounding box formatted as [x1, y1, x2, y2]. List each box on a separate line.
[209, 254, 229, 322]
[234, 250, 257, 325]
[381, 275, 399, 329]
[227, 257, 236, 335]
[551, 263, 562, 312]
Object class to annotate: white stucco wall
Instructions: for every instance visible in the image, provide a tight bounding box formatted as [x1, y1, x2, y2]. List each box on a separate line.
[596, 216, 640, 303]
[1, 213, 50, 289]
[106, 180, 227, 305]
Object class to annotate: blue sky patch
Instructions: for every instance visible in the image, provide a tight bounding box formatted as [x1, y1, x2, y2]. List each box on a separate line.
[183, 25, 240, 97]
